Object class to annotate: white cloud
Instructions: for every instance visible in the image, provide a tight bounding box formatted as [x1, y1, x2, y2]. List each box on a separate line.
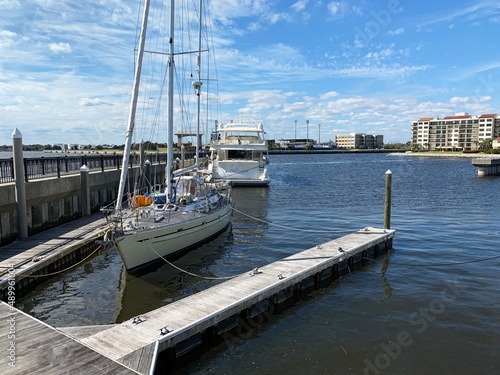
[0, 30, 17, 48]
[209, 0, 272, 26]
[327, 1, 349, 19]
[387, 28, 404, 35]
[0, 0, 21, 9]
[79, 98, 113, 106]
[291, 0, 309, 12]
[450, 96, 469, 104]
[266, 12, 291, 24]
[333, 64, 431, 79]
[247, 21, 261, 31]
[49, 42, 72, 53]
[418, 1, 500, 28]
[319, 91, 340, 100]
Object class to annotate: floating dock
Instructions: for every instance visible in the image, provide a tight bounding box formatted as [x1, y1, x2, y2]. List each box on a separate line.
[0, 212, 110, 300]
[0, 302, 140, 374]
[58, 227, 395, 374]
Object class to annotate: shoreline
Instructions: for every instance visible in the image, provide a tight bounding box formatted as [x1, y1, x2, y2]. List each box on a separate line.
[391, 152, 500, 159]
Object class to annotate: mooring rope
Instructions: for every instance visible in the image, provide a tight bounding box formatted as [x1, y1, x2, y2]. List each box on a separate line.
[2, 245, 104, 280]
[363, 253, 500, 267]
[144, 241, 239, 280]
[231, 206, 352, 234]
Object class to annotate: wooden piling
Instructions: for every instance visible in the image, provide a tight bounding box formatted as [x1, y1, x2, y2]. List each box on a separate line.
[384, 170, 392, 229]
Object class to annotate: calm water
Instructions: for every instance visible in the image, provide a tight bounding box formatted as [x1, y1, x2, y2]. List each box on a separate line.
[17, 153, 500, 374]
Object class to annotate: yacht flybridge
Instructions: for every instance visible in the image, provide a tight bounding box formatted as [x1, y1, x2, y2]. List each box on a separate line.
[208, 122, 270, 186]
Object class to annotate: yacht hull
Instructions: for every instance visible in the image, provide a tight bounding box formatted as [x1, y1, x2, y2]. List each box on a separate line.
[213, 178, 270, 187]
[115, 205, 232, 272]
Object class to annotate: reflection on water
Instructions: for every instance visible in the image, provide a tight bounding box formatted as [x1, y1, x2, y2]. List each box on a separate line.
[115, 226, 234, 323]
[15, 153, 500, 375]
[17, 186, 272, 326]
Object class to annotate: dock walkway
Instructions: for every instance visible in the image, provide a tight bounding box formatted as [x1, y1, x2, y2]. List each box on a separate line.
[0, 212, 110, 299]
[0, 302, 140, 374]
[63, 227, 395, 374]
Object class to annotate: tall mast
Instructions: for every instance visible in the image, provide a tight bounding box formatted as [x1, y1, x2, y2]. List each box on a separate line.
[116, 0, 151, 210]
[193, 0, 203, 163]
[166, 0, 175, 202]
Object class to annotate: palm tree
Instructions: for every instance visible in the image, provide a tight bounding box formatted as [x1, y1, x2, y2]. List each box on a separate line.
[479, 138, 493, 151]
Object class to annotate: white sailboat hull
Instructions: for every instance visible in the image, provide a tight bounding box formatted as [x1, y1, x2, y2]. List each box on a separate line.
[115, 205, 232, 271]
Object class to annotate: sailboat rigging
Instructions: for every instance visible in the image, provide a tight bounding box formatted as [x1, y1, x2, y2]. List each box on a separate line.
[102, 0, 232, 272]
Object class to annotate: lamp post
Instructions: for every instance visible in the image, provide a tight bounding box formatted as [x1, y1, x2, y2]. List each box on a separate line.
[318, 124, 321, 144]
[306, 120, 309, 142]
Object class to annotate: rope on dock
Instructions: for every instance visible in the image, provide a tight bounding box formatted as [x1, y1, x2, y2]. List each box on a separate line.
[141, 206, 355, 280]
[231, 206, 353, 233]
[7, 245, 104, 279]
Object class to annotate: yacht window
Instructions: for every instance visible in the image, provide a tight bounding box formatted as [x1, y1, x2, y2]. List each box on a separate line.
[228, 150, 253, 159]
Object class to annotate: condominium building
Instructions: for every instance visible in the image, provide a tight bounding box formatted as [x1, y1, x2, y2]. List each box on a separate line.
[335, 133, 384, 149]
[411, 112, 500, 151]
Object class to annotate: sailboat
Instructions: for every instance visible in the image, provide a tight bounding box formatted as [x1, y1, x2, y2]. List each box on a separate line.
[102, 0, 232, 272]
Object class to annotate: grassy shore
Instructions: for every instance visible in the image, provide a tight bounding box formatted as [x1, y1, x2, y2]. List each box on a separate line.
[392, 151, 500, 158]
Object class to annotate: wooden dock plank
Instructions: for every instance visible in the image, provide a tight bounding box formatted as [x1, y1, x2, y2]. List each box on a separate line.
[69, 227, 394, 374]
[0, 212, 111, 294]
[0, 302, 140, 374]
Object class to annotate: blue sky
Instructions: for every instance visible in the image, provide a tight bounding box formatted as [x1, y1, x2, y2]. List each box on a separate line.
[1, 0, 500, 146]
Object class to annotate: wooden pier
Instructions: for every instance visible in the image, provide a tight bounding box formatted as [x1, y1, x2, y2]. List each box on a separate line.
[58, 227, 395, 374]
[0, 302, 140, 374]
[0, 212, 110, 300]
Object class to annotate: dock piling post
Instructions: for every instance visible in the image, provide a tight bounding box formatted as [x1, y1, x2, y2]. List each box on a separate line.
[12, 128, 29, 239]
[80, 165, 91, 216]
[384, 170, 392, 229]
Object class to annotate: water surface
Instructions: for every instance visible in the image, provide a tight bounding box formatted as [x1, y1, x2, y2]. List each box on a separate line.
[17, 153, 500, 374]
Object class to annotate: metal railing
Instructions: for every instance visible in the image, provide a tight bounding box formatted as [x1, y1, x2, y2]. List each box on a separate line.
[0, 151, 208, 183]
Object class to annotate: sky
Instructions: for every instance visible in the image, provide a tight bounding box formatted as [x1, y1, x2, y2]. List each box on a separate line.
[1, 0, 500, 146]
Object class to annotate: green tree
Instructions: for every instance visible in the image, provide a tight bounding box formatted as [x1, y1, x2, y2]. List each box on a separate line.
[479, 138, 493, 151]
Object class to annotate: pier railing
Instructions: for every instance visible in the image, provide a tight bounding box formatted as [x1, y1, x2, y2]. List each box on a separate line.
[0, 151, 208, 183]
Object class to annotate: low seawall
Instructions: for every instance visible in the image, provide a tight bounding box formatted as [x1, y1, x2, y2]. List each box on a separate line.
[0, 163, 167, 247]
[268, 149, 406, 155]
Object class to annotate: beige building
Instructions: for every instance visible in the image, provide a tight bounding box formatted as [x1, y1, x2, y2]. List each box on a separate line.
[335, 133, 384, 149]
[411, 112, 500, 151]
[492, 138, 500, 149]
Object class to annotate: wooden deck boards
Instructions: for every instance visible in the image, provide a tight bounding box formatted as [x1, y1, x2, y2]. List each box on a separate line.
[0, 302, 140, 374]
[65, 227, 394, 374]
[0, 224, 394, 375]
[0, 212, 110, 283]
